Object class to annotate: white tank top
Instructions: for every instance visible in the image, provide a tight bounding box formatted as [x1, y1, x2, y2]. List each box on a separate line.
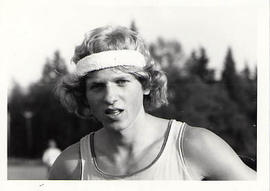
[79, 120, 193, 180]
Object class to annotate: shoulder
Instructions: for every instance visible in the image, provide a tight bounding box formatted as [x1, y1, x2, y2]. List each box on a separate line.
[48, 141, 81, 180]
[182, 125, 229, 160]
[183, 125, 220, 148]
[181, 124, 256, 180]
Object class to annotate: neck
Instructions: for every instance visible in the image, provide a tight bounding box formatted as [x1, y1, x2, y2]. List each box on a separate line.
[104, 112, 150, 148]
[96, 111, 160, 158]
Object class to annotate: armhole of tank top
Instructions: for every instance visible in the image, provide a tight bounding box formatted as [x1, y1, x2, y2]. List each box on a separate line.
[178, 122, 193, 180]
[79, 136, 85, 180]
[79, 134, 91, 180]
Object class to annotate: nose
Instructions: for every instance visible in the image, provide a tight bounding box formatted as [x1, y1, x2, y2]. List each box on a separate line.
[103, 83, 118, 105]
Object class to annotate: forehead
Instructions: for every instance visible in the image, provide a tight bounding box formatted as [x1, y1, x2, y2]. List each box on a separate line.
[85, 68, 134, 83]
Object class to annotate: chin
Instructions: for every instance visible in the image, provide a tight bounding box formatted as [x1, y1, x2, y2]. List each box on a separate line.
[103, 120, 130, 132]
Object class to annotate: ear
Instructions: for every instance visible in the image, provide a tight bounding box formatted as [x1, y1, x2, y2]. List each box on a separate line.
[143, 88, 150, 95]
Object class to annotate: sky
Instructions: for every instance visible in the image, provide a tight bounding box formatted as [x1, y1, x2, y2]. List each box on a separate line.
[2, 0, 259, 89]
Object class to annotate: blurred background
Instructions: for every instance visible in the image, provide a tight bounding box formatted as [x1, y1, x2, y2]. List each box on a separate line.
[4, 0, 257, 179]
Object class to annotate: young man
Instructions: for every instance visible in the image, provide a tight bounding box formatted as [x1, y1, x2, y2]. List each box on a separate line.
[49, 25, 256, 180]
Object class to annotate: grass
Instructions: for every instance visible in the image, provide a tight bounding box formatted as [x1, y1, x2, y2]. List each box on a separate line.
[8, 158, 48, 180]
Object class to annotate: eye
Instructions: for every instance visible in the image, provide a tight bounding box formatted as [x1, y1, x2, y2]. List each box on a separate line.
[116, 79, 129, 86]
[89, 83, 104, 90]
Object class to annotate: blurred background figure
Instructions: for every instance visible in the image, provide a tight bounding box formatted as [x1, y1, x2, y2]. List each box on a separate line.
[42, 139, 61, 172]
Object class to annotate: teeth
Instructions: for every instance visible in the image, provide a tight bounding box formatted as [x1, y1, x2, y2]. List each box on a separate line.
[106, 109, 121, 115]
[110, 110, 120, 115]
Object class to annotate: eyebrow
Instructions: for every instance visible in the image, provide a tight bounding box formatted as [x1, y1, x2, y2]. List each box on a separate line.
[86, 74, 133, 84]
[113, 76, 133, 81]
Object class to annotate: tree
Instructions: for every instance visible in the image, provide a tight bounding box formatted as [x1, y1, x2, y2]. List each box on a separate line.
[149, 37, 185, 75]
[185, 47, 215, 83]
[8, 50, 102, 158]
[241, 63, 251, 81]
[239, 64, 257, 122]
[221, 47, 239, 101]
[41, 50, 68, 84]
[27, 51, 102, 157]
[222, 49, 257, 121]
[21, 51, 70, 157]
[221, 47, 256, 158]
[151, 43, 256, 159]
[8, 82, 28, 157]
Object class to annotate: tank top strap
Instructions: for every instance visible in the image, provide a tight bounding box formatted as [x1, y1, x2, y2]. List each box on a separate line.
[159, 120, 193, 180]
[80, 133, 94, 179]
[176, 121, 193, 179]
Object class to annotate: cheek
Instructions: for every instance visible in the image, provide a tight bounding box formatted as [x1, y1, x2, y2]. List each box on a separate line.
[127, 87, 145, 108]
[86, 93, 101, 112]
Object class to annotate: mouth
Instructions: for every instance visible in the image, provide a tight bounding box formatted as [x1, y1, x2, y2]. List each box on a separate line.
[104, 108, 124, 118]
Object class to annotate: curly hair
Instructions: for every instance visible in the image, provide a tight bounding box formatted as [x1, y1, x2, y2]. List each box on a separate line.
[55, 25, 168, 118]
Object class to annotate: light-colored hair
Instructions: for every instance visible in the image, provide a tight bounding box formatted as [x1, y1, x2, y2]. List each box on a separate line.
[55, 25, 168, 118]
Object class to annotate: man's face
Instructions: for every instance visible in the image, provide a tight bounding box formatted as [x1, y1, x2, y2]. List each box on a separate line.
[85, 68, 146, 131]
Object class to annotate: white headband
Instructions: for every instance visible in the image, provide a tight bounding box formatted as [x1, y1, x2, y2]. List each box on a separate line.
[75, 50, 146, 76]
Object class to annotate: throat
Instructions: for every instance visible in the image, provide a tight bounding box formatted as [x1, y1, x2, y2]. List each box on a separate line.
[102, 113, 150, 146]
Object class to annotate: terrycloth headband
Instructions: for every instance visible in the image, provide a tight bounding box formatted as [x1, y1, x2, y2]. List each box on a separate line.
[75, 50, 146, 76]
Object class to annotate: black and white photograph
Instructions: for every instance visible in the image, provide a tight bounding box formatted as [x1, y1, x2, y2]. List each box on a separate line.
[1, 0, 269, 190]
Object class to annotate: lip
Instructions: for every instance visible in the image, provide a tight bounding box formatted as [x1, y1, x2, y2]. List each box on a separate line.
[104, 108, 124, 120]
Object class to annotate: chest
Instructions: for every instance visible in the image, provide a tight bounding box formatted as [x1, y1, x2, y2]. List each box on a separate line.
[94, 138, 165, 176]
